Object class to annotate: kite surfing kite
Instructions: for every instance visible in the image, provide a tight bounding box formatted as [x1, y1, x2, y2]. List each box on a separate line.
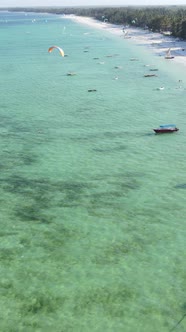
[48, 46, 64, 57]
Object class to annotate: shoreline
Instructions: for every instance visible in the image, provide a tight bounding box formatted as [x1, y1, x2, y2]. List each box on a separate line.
[64, 15, 186, 68]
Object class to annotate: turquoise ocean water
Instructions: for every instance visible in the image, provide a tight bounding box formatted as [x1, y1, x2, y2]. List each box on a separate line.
[0, 11, 186, 332]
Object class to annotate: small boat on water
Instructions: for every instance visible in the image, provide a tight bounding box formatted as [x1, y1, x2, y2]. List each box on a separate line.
[157, 87, 165, 90]
[144, 74, 157, 77]
[153, 124, 179, 134]
[114, 66, 123, 69]
[67, 72, 76, 76]
[165, 48, 174, 59]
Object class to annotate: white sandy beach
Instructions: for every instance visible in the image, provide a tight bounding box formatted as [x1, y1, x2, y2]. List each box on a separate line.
[65, 15, 186, 67]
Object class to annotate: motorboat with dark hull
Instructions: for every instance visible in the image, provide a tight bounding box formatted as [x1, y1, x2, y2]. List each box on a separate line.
[153, 124, 179, 134]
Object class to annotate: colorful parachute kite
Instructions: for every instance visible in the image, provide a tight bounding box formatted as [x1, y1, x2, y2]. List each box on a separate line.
[48, 46, 64, 57]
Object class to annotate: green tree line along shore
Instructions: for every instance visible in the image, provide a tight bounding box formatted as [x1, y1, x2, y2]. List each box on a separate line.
[3, 6, 186, 40]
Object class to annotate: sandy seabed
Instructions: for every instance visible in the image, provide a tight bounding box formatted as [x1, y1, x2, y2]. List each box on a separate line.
[64, 15, 186, 68]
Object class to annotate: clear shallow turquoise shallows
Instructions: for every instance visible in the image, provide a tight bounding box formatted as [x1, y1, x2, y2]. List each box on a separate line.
[0, 11, 185, 332]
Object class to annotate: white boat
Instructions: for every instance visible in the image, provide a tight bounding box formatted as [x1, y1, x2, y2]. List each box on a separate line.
[67, 72, 76, 76]
[165, 48, 174, 59]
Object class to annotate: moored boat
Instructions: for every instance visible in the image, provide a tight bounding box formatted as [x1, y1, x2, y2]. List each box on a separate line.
[144, 74, 157, 77]
[153, 124, 179, 134]
[165, 48, 174, 59]
[157, 87, 165, 90]
[67, 72, 77, 76]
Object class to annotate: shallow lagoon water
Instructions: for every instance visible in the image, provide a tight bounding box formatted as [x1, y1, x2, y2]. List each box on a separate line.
[0, 11, 186, 331]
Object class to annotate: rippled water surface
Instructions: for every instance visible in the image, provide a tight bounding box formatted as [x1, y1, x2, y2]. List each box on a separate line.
[0, 11, 186, 332]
